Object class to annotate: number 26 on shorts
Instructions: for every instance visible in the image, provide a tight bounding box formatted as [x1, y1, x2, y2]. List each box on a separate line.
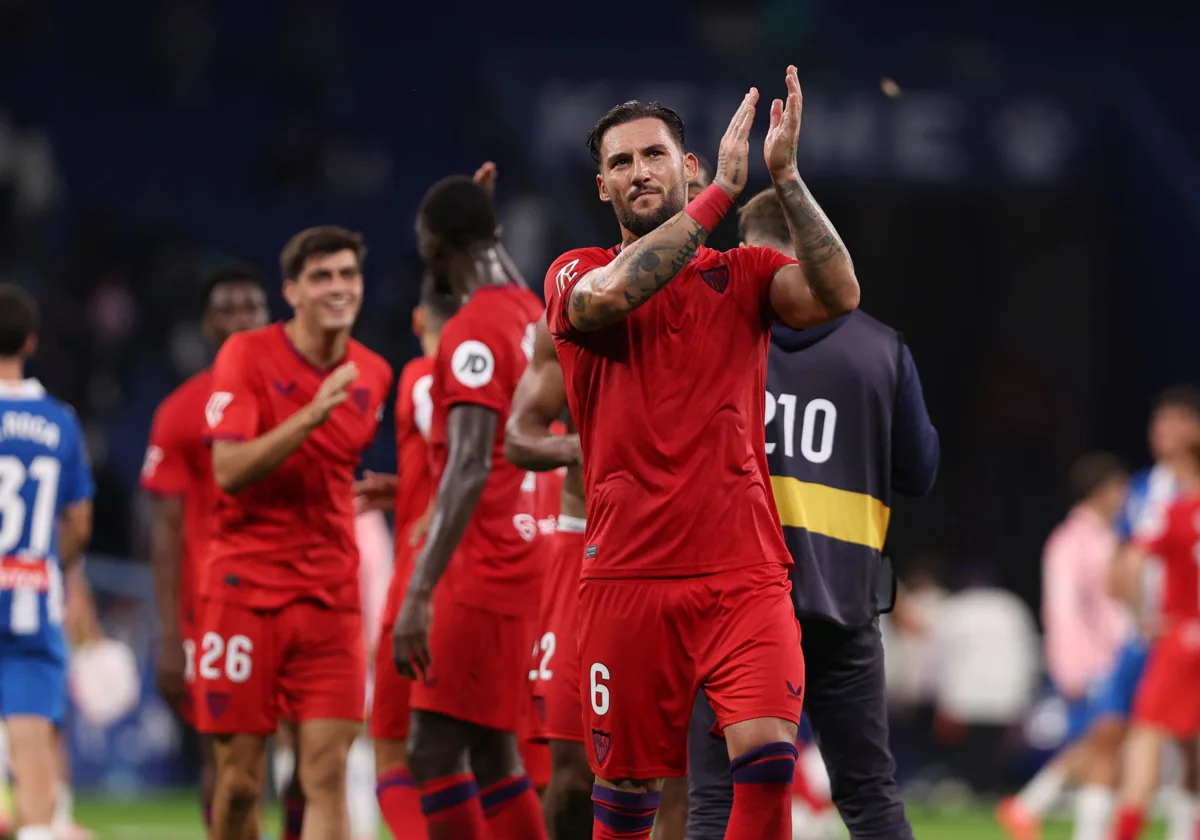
[590, 662, 610, 716]
[198, 632, 254, 683]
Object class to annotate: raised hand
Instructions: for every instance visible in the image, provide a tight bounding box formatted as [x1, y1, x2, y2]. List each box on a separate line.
[307, 361, 359, 427]
[764, 65, 804, 180]
[473, 161, 498, 199]
[713, 88, 759, 198]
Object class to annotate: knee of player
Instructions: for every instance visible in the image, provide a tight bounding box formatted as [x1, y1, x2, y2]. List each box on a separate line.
[221, 765, 264, 810]
[724, 717, 800, 761]
[299, 749, 351, 798]
[405, 728, 466, 780]
[549, 742, 592, 790]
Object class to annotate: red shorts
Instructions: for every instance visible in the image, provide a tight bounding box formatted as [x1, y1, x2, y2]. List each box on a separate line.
[370, 581, 414, 740]
[518, 698, 552, 789]
[410, 587, 536, 732]
[178, 617, 198, 727]
[529, 527, 587, 743]
[194, 598, 366, 736]
[1133, 621, 1200, 738]
[579, 563, 804, 779]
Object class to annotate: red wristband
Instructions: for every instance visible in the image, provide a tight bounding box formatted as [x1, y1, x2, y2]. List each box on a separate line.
[684, 183, 734, 233]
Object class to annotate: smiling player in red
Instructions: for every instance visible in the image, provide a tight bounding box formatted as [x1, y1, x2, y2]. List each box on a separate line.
[544, 67, 860, 840]
[142, 263, 269, 833]
[195, 227, 392, 840]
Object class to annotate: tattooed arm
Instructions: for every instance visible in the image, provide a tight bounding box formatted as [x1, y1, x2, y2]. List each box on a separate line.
[767, 175, 860, 329]
[567, 215, 708, 332]
[763, 65, 860, 329]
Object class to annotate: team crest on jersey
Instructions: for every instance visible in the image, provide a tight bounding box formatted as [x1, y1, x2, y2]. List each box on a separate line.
[352, 387, 370, 413]
[591, 729, 611, 766]
[513, 513, 538, 543]
[206, 691, 231, 719]
[699, 265, 729, 294]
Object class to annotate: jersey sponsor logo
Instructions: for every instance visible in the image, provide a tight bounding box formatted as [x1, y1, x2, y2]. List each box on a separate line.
[786, 679, 804, 702]
[0, 411, 61, 449]
[272, 380, 295, 396]
[555, 259, 581, 294]
[0, 558, 50, 591]
[205, 392, 234, 429]
[142, 444, 164, 478]
[699, 264, 730, 294]
[450, 340, 495, 389]
[513, 513, 538, 542]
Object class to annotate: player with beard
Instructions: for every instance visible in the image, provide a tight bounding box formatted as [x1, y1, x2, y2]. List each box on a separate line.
[544, 67, 860, 840]
[142, 264, 270, 836]
[196, 227, 393, 840]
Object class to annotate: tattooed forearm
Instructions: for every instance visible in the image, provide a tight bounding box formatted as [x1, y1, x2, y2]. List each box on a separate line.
[567, 213, 709, 332]
[774, 174, 858, 313]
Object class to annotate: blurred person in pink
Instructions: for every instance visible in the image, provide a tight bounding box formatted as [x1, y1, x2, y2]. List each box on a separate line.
[997, 452, 1130, 840]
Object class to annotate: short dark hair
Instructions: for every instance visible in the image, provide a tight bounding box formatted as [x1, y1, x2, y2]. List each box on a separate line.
[1068, 451, 1128, 502]
[200, 261, 265, 313]
[418, 271, 460, 323]
[693, 153, 714, 184]
[280, 226, 367, 281]
[738, 188, 791, 245]
[1156, 384, 1200, 421]
[0, 284, 38, 357]
[587, 101, 686, 166]
[417, 176, 497, 250]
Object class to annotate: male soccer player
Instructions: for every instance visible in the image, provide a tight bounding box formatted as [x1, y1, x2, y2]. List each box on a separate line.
[1109, 439, 1200, 839]
[0, 284, 95, 840]
[1020, 388, 1200, 840]
[544, 66, 861, 840]
[141, 263, 270, 834]
[360, 273, 458, 840]
[504, 319, 587, 838]
[389, 175, 547, 840]
[196, 227, 393, 840]
[996, 453, 1131, 839]
[681, 187, 937, 840]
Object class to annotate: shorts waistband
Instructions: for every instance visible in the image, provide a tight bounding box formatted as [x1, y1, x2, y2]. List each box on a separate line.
[557, 515, 586, 534]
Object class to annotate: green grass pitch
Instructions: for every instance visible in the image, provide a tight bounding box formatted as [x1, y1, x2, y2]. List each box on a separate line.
[49, 793, 1167, 839]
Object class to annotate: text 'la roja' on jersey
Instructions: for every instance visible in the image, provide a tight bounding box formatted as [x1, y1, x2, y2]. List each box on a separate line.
[203, 323, 393, 611]
[0, 379, 94, 652]
[544, 245, 795, 580]
[141, 368, 219, 628]
[429, 284, 544, 619]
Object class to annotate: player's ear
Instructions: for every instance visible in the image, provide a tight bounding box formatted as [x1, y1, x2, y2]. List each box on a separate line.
[596, 173, 611, 204]
[683, 152, 699, 184]
[21, 334, 36, 359]
[281, 278, 299, 309]
[412, 306, 425, 339]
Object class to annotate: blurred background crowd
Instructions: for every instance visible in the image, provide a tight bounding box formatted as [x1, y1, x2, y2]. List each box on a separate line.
[1, 0, 1198, 822]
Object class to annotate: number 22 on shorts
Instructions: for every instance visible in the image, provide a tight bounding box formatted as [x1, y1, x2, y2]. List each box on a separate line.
[590, 662, 610, 715]
[198, 632, 254, 683]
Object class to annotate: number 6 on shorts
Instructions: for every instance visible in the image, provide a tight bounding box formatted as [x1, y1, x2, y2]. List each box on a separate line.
[590, 662, 610, 715]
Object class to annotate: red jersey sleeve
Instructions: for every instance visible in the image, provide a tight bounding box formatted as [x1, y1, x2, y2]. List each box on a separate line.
[436, 317, 511, 415]
[543, 248, 610, 339]
[205, 334, 261, 442]
[733, 245, 799, 313]
[140, 396, 192, 496]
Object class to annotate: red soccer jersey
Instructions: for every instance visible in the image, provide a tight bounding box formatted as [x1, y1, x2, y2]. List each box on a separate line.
[202, 323, 393, 611]
[392, 356, 436, 589]
[1136, 492, 1200, 624]
[430, 284, 544, 618]
[141, 368, 218, 627]
[545, 244, 796, 580]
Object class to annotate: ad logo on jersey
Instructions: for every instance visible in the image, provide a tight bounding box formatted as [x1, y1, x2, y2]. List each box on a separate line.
[205, 392, 234, 428]
[513, 513, 538, 542]
[555, 259, 581, 294]
[141, 445, 164, 478]
[786, 680, 804, 702]
[451, 340, 495, 389]
[700, 265, 729, 294]
[591, 729, 611, 766]
[0, 558, 49, 591]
